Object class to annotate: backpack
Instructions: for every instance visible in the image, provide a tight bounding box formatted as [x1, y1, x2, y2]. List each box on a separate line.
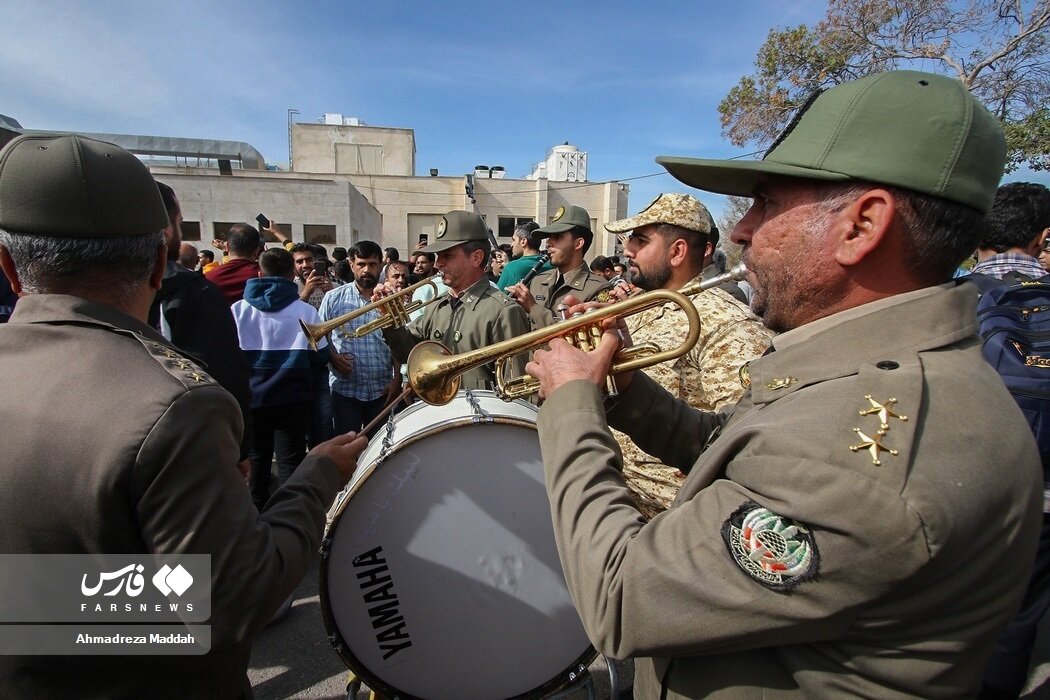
[969, 272, 1050, 477]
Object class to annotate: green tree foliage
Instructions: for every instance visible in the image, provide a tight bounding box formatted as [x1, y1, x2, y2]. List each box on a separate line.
[719, 0, 1050, 171]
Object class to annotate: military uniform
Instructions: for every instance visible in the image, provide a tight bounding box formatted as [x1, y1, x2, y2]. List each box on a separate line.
[0, 295, 343, 698]
[526, 261, 612, 328]
[614, 284, 772, 518]
[537, 283, 1042, 698]
[383, 275, 529, 392]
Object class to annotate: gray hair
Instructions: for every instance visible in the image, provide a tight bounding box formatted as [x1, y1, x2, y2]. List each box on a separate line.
[0, 229, 164, 305]
[817, 183, 984, 283]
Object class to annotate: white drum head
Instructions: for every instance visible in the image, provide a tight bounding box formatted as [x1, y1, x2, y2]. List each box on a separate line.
[321, 394, 593, 699]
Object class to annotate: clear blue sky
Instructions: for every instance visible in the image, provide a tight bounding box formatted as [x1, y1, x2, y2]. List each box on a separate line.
[2, 0, 1045, 221]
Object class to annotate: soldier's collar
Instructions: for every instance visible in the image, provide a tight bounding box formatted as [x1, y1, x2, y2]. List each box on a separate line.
[745, 283, 977, 404]
[448, 275, 492, 309]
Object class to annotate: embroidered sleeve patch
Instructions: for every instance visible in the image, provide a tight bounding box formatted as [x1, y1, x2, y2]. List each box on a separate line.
[721, 501, 818, 592]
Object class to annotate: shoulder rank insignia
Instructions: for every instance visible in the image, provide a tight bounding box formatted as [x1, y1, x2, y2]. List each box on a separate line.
[721, 501, 818, 592]
[849, 395, 906, 466]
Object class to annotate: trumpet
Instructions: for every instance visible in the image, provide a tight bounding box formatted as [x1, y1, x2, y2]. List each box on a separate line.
[407, 264, 748, 405]
[299, 275, 445, 350]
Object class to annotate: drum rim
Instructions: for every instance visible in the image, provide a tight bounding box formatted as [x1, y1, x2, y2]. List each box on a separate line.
[319, 414, 597, 699]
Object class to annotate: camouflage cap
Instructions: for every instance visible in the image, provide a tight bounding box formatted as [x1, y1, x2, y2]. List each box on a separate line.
[605, 193, 713, 235]
[657, 70, 1007, 215]
[0, 134, 169, 237]
[419, 210, 489, 253]
[536, 204, 591, 236]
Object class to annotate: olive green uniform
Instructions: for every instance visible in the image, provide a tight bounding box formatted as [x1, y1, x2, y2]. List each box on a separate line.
[526, 262, 612, 328]
[0, 295, 343, 698]
[383, 276, 529, 392]
[536, 283, 1042, 698]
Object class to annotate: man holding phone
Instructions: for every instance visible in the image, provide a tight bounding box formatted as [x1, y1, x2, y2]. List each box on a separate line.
[290, 243, 338, 310]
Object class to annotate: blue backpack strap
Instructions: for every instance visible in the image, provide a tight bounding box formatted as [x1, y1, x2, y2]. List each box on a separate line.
[960, 272, 1006, 296]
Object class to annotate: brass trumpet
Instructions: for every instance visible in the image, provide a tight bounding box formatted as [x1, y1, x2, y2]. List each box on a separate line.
[407, 264, 748, 405]
[299, 276, 445, 350]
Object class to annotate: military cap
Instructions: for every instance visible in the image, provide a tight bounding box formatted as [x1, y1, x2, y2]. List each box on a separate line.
[605, 193, 713, 235]
[658, 70, 1007, 215]
[536, 204, 591, 236]
[420, 210, 489, 254]
[0, 134, 169, 237]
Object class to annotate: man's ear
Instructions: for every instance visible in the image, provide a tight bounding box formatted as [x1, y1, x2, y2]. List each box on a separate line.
[148, 244, 167, 291]
[833, 189, 894, 267]
[573, 235, 586, 253]
[0, 246, 23, 295]
[669, 238, 689, 268]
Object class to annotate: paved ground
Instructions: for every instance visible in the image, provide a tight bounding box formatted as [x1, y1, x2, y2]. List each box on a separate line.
[249, 556, 1050, 699]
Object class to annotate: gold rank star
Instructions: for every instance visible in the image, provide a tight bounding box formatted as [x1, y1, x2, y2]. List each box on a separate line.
[850, 427, 898, 466]
[859, 395, 908, 429]
[189, 372, 207, 384]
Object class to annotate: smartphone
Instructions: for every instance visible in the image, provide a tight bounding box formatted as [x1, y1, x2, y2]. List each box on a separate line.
[418, 234, 429, 245]
[255, 213, 270, 229]
[313, 260, 328, 276]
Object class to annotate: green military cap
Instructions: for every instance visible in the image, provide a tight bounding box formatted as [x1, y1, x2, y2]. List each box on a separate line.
[657, 70, 1007, 215]
[536, 204, 591, 236]
[0, 134, 169, 237]
[421, 210, 489, 253]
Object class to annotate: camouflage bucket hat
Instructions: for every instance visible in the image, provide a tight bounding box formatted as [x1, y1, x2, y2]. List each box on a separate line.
[0, 134, 169, 237]
[420, 210, 489, 253]
[657, 70, 1007, 215]
[605, 193, 713, 234]
[536, 204, 591, 236]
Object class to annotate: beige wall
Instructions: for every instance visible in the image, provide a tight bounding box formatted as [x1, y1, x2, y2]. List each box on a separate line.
[148, 164, 628, 261]
[291, 123, 415, 176]
[150, 167, 382, 250]
[347, 173, 630, 259]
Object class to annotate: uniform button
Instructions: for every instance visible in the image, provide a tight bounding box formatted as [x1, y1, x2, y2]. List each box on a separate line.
[875, 360, 899, 370]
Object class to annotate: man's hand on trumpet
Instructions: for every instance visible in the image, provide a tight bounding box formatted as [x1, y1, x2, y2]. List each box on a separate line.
[525, 294, 637, 400]
[370, 282, 398, 303]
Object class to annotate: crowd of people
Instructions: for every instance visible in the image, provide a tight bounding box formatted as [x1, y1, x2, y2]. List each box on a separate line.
[1, 68, 1050, 699]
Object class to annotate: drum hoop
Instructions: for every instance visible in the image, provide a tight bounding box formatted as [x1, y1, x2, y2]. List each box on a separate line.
[319, 413, 597, 699]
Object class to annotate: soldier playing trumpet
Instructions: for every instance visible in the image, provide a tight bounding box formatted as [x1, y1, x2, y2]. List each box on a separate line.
[375, 210, 528, 394]
[604, 194, 772, 518]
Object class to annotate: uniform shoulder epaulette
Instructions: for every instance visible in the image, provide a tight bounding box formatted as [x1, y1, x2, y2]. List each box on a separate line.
[127, 332, 217, 389]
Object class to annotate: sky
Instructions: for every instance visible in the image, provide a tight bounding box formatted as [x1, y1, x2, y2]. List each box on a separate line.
[2, 0, 1046, 222]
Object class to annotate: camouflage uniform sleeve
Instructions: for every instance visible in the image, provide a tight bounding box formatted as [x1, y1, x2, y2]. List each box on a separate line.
[688, 290, 773, 412]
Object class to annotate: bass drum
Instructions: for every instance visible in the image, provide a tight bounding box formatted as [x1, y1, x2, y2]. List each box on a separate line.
[321, 390, 595, 700]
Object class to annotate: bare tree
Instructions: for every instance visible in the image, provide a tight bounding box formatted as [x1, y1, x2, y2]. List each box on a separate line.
[715, 196, 753, 268]
[718, 0, 1050, 171]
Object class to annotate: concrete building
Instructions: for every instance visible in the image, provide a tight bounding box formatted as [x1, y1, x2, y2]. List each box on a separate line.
[1, 112, 629, 258]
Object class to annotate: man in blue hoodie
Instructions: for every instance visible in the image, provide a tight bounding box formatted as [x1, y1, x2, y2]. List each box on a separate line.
[232, 248, 330, 510]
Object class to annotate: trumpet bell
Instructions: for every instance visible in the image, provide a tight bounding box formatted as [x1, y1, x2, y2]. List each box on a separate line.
[407, 341, 461, 405]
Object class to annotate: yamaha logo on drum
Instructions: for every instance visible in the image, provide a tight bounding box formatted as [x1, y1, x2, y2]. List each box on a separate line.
[353, 546, 412, 660]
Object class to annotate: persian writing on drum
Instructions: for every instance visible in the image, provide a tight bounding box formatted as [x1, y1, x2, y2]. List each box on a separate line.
[354, 546, 412, 660]
[353, 457, 421, 546]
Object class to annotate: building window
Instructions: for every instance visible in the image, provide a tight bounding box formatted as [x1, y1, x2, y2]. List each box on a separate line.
[304, 224, 337, 244]
[181, 221, 201, 242]
[212, 222, 242, 240]
[497, 216, 535, 238]
[214, 221, 288, 243]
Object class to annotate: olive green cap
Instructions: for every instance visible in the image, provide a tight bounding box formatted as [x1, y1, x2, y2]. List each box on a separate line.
[536, 204, 591, 236]
[0, 134, 169, 237]
[657, 70, 1007, 215]
[419, 210, 490, 253]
